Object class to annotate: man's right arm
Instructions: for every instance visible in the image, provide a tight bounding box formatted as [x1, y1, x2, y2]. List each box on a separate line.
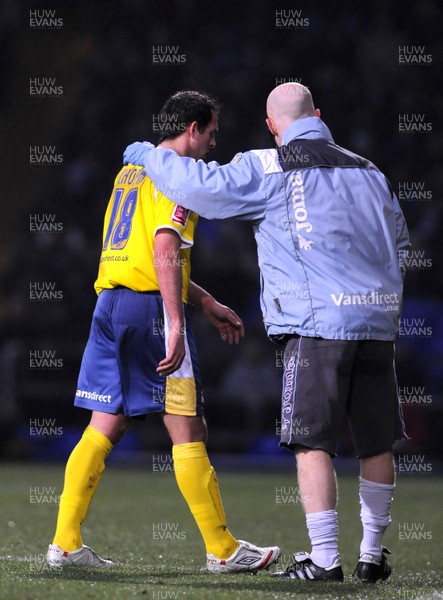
[124, 143, 268, 221]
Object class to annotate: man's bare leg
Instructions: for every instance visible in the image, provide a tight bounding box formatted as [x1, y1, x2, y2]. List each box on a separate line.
[295, 448, 339, 569]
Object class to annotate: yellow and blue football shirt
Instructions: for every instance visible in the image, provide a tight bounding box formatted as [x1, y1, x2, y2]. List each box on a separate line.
[95, 164, 198, 301]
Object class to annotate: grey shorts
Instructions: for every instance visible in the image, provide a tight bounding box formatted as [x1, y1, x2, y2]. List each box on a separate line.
[279, 336, 406, 457]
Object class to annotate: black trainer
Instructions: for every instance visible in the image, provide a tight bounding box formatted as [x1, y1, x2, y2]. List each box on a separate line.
[353, 546, 392, 583]
[272, 552, 344, 581]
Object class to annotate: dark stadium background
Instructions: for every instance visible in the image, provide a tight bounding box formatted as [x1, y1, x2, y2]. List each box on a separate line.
[1, 0, 441, 465]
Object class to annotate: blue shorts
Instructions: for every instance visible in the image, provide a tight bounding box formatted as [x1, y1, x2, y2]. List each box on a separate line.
[75, 288, 204, 418]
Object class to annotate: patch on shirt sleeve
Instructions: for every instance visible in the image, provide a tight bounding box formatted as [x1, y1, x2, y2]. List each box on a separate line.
[250, 149, 282, 174]
[230, 152, 243, 164]
[171, 205, 190, 227]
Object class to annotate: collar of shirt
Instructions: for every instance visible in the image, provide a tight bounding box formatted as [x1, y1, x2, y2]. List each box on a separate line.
[281, 116, 335, 145]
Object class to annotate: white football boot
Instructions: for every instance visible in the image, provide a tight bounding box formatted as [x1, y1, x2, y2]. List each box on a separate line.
[207, 539, 281, 573]
[46, 544, 114, 568]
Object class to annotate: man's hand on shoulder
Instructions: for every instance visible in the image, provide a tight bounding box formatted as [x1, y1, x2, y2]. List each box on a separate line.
[123, 141, 154, 166]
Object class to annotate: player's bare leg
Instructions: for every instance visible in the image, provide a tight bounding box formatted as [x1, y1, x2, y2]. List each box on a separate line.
[90, 411, 131, 444]
[162, 413, 207, 444]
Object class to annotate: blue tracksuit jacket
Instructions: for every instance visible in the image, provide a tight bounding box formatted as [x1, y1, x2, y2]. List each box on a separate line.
[124, 117, 410, 341]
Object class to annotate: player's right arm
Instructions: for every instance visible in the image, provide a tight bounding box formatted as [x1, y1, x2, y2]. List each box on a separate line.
[154, 228, 186, 376]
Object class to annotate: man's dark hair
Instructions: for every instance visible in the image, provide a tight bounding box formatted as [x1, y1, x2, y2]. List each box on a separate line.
[157, 90, 220, 143]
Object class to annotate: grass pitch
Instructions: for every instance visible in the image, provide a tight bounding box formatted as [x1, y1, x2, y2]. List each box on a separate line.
[0, 462, 442, 600]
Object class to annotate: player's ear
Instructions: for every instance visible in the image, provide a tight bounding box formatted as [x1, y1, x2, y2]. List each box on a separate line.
[314, 108, 321, 118]
[188, 121, 199, 137]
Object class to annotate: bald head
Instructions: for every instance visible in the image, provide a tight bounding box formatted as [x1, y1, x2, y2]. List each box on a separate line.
[266, 83, 319, 146]
[267, 83, 315, 121]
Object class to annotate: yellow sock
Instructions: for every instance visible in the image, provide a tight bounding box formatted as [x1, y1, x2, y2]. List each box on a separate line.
[52, 425, 113, 551]
[172, 442, 238, 558]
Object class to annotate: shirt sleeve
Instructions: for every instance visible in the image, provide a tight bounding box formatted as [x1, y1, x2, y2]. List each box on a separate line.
[140, 148, 268, 221]
[153, 188, 197, 248]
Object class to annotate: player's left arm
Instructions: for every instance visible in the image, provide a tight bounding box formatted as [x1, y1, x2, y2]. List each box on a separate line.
[187, 281, 245, 345]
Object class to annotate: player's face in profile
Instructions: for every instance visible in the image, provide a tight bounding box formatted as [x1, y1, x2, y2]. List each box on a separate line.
[193, 111, 218, 160]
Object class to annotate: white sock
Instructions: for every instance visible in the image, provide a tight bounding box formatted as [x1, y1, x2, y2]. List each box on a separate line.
[306, 509, 339, 568]
[359, 476, 395, 560]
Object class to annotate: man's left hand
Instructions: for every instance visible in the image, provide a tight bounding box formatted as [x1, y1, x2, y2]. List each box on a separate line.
[123, 141, 154, 165]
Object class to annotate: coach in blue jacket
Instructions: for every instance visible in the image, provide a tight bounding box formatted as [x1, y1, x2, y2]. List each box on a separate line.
[124, 83, 410, 583]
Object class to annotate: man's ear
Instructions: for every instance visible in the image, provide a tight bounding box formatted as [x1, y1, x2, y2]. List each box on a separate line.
[266, 117, 277, 135]
[314, 108, 321, 118]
